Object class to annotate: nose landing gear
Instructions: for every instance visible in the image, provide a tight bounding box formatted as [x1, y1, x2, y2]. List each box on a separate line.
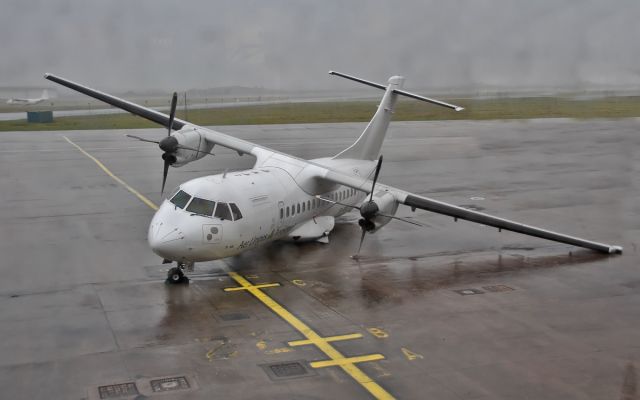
[166, 262, 193, 284]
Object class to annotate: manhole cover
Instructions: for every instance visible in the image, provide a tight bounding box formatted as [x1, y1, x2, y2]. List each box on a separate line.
[261, 360, 316, 381]
[482, 285, 514, 293]
[219, 312, 250, 321]
[98, 382, 138, 399]
[454, 288, 484, 296]
[150, 376, 190, 393]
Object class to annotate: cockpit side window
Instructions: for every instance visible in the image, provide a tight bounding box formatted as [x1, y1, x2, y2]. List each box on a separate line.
[214, 202, 232, 221]
[186, 197, 216, 216]
[229, 203, 243, 221]
[170, 190, 191, 209]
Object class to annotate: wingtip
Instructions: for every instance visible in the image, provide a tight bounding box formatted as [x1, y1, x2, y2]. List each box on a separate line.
[455, 106, 465, 112]
[44, 72, 51, 79]
[609, 245, 623, 254]
[328, 70, 336, 75]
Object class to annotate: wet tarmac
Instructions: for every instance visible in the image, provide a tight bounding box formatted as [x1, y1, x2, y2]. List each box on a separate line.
[0, 119, 638, 399]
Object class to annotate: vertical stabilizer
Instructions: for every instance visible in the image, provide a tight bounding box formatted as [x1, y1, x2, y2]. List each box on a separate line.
[333, 76, 405, 160]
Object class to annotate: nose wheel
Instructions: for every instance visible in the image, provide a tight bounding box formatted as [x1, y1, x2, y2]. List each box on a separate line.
[166, 263, 191, 284]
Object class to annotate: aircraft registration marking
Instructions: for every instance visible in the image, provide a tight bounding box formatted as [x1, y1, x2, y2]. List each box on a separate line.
[64, 136, 395, 400]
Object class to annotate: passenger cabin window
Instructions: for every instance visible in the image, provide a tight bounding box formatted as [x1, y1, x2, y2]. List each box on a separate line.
[286, 206, 290, 217]
[170, 190, 191, 209]
[229, 203, 243, 220]
[214, 202, 232, 221]
[186, 197, 216, 216]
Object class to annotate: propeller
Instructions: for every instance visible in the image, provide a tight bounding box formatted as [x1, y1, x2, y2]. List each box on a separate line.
[317, 155, 424, 258]
[353, 155, 383, 258]
[125, 92, 214, 195]
[160, 92, 179, 194]
[315, 154, 425, 259]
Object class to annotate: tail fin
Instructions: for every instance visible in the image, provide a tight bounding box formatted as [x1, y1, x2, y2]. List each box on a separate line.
[331, 71, 464, 161]
[334, 75, 404, 160]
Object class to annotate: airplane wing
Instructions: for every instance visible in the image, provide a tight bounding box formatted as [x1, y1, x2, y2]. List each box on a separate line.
[44, 74, 266, 157]
[320, 169, 623, 254]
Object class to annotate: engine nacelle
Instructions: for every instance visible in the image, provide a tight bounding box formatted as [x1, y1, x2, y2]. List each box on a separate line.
[172, 128, 214, 167]
[359, 190, 398, 233]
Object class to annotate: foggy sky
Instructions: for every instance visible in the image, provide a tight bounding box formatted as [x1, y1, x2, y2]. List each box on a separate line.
[2, 0, 639, 92]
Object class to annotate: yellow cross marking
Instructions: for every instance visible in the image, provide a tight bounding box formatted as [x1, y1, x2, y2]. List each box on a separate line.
[224, 283, 280, 292]
[310, 354, 385, 369]
[288, 333, 363, 347]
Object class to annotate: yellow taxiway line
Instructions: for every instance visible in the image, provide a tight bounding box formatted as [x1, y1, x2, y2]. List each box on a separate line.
[63, 136, 159, 211]
[288, 333, 363, 347]
[64, 135, 395, 400]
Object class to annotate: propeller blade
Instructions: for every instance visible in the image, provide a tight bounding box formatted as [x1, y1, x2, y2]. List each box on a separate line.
[125, 134, 159, 144]
[369, 155, 383, 202]
[161, 158, 170, 195]
[167, 92, 178, 135]
[352, 227, 367, 259]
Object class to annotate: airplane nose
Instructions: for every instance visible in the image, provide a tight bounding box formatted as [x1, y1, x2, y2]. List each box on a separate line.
[148, 219, 186, 260]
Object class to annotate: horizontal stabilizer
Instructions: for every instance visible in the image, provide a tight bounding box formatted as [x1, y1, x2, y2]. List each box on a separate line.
[329, 71, 464, 111]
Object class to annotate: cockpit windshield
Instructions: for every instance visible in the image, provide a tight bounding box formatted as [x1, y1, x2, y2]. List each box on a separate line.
[214, 202, 232, 220]
[170, 189, 243, 221]
[170, 190, 191, 209]
[229, 203, 243, 220]
[186, 197, 216, 216]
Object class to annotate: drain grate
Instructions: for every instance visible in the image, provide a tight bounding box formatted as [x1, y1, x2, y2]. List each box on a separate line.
[97, 382, 138, 399]
[271, 362, 307, 377]
[261, 360, 316, 381]
[454, 288, 484, 296]
[219, 312, 250, 321]
[150, 376, 190, 393]
[483, 285, 514, 293]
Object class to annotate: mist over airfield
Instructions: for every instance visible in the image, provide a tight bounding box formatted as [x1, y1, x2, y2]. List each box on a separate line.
[1, 0, 639, 93]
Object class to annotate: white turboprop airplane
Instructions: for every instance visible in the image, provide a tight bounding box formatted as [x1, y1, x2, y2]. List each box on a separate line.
[7, 89, 49, 105]
[45, 71, 622, 283]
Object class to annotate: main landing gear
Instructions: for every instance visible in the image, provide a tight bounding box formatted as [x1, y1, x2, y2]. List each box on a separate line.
[166, 262, 192, 284]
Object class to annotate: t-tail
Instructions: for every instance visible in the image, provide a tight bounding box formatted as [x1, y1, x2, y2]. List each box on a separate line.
[331, 71, 463, 161]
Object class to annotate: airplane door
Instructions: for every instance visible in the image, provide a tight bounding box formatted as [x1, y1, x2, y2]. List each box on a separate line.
[202, 224, 222, 244]
[277, 201, 285, 229]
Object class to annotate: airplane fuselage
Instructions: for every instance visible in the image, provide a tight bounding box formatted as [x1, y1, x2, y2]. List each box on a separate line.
[148, 162, 369, 262]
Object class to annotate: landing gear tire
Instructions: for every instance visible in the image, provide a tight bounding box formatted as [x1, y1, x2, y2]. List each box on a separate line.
[166, 266, 189, 284]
